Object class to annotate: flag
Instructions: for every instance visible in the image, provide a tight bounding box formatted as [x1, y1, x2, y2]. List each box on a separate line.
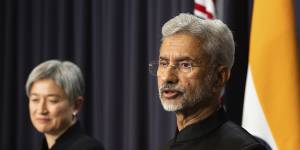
[194, 0, 216, 19]
[242, 0, 300, 149]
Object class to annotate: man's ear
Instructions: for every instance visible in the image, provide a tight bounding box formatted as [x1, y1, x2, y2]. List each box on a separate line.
[217, 65, 230, 88]
[73, 96, 84, 113]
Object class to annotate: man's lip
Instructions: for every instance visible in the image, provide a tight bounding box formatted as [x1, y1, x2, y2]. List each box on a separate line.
[162, 90, 182, 99]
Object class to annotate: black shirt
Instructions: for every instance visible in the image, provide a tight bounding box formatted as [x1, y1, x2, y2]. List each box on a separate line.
[160, 108, 269, 150]
[40, 121, 105, 150]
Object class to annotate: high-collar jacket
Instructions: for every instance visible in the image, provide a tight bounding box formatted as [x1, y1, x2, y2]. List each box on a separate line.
[160, 108, 269, 150]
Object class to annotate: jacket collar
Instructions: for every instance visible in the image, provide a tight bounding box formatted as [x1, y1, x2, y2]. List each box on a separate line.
[41, 121, 83, 150]
[174, 107, 228, 142]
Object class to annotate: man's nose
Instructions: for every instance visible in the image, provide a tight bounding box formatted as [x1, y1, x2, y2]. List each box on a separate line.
[160, 65, 179, 84]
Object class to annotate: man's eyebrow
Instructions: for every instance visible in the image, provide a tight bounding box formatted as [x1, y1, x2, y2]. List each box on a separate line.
[159, 56, 197, 62]
[175, 56, 194, 61]
[159, 56, 169, 60]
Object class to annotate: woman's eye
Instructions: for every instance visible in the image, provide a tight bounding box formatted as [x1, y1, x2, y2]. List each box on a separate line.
[30, 99, 39, 102]
[48, 99, 59, 104]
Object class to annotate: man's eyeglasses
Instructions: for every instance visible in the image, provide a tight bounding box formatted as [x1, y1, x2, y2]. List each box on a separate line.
[148, 61, 202, 76]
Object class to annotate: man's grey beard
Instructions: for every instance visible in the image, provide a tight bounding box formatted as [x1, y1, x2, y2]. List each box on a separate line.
[158, 69, 216, 112]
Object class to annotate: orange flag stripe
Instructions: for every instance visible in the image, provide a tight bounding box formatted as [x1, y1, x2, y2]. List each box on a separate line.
[249, 0, 300, 149]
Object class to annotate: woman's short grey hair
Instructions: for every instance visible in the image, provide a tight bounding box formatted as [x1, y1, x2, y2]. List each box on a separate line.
[25, 60, 85, 103]
[162, 13, 235, 69]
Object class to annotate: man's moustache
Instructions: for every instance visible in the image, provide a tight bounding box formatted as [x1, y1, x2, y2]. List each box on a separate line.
[159, 83, 184, 93]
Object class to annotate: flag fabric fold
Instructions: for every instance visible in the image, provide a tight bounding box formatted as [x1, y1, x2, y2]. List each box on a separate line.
[194, 0, 216, 19]
[242, 0, 300, 150]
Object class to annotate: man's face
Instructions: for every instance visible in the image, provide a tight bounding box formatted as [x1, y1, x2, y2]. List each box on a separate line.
[29, 79, 75, 136]
[157, 33, 215, 112]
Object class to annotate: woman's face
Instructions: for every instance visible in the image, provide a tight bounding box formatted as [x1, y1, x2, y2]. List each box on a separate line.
[29, 79, 75, 136]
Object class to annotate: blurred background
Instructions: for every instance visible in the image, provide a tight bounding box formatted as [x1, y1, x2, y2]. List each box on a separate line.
[0, 0, 299, 150]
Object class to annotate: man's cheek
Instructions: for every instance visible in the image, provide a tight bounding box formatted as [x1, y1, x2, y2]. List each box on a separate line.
[185, 80, 200, 91]
[157, 78, 163, 88]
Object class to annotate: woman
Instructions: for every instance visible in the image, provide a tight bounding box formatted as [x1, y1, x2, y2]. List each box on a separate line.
[26, 60, 105, 150]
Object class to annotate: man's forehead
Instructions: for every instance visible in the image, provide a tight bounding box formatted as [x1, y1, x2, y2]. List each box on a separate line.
[159, 37, 206, 59]
[162, 34, 200, 46]
[162, 38, 193, 47]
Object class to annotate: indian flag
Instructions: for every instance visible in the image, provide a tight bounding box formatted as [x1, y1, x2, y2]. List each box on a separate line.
[242, 0, 300, 150]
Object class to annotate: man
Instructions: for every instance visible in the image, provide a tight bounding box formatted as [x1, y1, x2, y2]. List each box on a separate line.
[149, 13, 268, 150]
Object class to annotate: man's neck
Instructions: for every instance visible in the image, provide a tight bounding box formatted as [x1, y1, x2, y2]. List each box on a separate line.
[175, 103, 219, 131]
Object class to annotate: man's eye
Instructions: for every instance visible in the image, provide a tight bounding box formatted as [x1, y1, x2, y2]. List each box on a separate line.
[180, 62, 192, 68]
[159, 62, 168, 68]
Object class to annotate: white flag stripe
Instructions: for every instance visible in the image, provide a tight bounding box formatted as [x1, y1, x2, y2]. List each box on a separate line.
[243, 67, 278, 150]
[194, 0, 215, 15]
[194, 9, 210, 19]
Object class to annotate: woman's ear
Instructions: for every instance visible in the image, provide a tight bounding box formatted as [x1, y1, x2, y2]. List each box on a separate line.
[73, 96, 84, 113]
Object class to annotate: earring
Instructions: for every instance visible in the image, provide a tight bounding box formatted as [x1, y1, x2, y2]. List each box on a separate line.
[72, 112, 77, 121]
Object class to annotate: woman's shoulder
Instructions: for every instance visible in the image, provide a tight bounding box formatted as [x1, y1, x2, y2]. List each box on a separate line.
[69, 135, 105, 150]
[60, 121, 105, 150]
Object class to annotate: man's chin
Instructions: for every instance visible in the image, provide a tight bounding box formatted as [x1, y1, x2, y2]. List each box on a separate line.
[161, 99, 184, 112]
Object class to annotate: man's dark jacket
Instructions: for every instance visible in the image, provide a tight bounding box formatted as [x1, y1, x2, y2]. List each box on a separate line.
[160, 108, 269, 150]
